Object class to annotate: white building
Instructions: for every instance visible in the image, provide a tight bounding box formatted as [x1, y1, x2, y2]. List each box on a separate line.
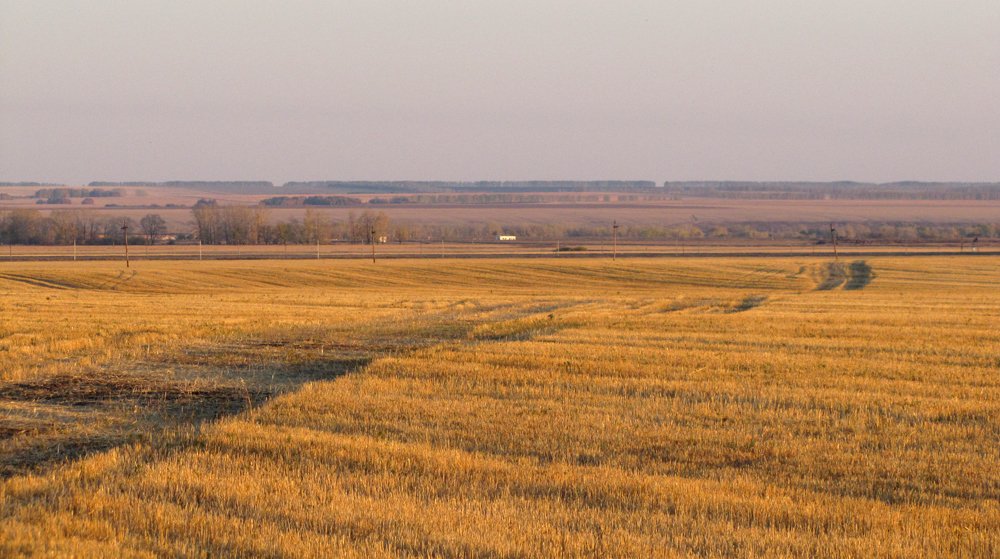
[496, 234, 517, 241]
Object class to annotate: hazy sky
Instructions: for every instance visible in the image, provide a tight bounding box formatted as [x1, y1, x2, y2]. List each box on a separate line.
[2, 1, 998, 184]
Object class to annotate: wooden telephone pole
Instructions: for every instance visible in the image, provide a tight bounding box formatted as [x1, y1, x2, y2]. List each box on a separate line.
[371, 228, 377, 263]
[830, 223, 838, 261]
[612, 220, 620, 261]
[121, 220, 130, 268]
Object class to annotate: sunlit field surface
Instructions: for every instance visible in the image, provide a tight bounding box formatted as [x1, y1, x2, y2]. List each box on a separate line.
[0, 257, 997, 557]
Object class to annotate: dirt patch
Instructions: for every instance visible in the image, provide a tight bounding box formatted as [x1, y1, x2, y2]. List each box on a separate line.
[0, 373, 253, 407]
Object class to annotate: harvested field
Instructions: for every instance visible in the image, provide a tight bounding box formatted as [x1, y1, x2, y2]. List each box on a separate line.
[0, 257, 997, 557]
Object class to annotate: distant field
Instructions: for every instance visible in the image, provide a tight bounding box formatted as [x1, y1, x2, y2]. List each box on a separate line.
[1, 258, 997, 557]
[5, 187, 1000, 231]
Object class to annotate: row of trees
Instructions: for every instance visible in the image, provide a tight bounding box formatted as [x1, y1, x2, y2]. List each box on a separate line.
[34, 188, 125, 199]
[662, 181, 1000, 200]
[0, 210, 167, 245]
[260, 196, 361, 207]
[191, 202, 391, 245]
[3, 206, 999, 246]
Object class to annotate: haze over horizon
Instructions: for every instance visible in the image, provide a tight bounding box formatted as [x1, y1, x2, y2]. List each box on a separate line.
[2, 1, 998, 185]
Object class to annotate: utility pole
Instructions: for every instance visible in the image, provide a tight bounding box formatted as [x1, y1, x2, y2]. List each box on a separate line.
[371, 228, 377, 263]
[316, 237, 320, 259]
[121, 220, 130, 268]
[198, 240, 203, 261]
[73, 238, 77, 261]
[830, 223, 838, 261]
[612, 220, 620, 261]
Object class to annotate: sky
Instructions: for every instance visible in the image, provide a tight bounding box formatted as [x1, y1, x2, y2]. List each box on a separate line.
[1, 0, 998, 184]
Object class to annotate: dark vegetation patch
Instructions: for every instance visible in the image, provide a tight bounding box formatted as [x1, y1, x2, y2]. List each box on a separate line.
[810, 260, 874, 291]
[659, 297, 726, 313]
[845, 260, 875, 290]
[815, 263, 847, 290]
[729, 295, 768, 312]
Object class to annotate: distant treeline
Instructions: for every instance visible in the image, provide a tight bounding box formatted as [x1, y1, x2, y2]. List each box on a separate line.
[35, 188, 125, 199]
[87, 181, 161, 187]
[593, 222, 999, 243]
[285, 181, 659, 194]
[451, 221, 999, 243]
[185, 214, 1000, 245]
[89, 181, 273, 188]
[663, 181, 1000, 200]
[3, 205, 997, 246]
[260, 196, 363, 207]
[88, 181, 279, 195]
[84, 180, 660, 195]
[367, 193, 642, 204]
[8, 179, 1000, 200]
[264, 193, 652, 206]
[0, 182, 64, 187]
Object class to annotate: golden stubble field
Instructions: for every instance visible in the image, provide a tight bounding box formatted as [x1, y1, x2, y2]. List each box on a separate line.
[0, 257, 997, 557]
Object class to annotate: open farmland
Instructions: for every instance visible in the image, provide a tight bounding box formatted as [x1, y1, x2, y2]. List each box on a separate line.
[0, 257, 997, 557]
[7, 193, 1000, 232]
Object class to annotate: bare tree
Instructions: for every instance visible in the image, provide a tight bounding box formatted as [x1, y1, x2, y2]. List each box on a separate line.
[304, 208, 330, 243]
[191, 199, 220, 244]
[139, 214, 167, 245]
[48, 210, 81, 245]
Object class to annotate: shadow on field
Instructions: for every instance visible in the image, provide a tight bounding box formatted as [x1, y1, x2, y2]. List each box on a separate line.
[0, 353, 371, 478]
[0, 299, 575, 479]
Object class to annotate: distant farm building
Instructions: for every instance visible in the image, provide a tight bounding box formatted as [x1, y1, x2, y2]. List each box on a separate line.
[496, 234, 517, 241]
